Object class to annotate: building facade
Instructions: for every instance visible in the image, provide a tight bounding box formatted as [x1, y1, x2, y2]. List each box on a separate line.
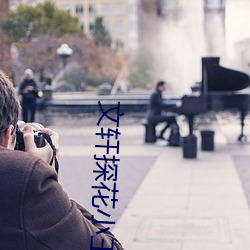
[10, 0, 138, 51]
[53, 0, 138, 51]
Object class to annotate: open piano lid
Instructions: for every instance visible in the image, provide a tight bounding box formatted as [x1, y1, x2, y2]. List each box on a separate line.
[202, 57, 250, 92]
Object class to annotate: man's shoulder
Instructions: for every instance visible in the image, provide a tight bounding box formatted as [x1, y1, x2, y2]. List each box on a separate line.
[0, 147, 54, 181]
[0, 147, 39, 174]
[0, 148, 45, 203]
[150, 90, 158, 97]
[150, 90, 161, 99]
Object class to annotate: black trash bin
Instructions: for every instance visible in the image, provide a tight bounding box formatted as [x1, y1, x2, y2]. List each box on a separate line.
[200, 130, 214, 151]
[182, 135, 197, 159]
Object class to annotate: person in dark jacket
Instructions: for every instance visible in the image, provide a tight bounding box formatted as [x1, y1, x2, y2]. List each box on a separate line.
[19, 69, 39, 123]
[0, 70, 124, 250]
[147, 80, 178, 140]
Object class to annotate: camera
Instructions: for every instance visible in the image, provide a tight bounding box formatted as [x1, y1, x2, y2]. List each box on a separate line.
[14, 122, 46, 151]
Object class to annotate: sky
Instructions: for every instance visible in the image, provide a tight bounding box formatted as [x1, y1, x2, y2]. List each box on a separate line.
[226, 0, 250, 58]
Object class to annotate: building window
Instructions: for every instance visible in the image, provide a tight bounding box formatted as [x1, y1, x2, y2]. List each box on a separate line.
[115, 3, 125, 16]
[205, 0, 225, 9]
[102, 3, 111, 16]
[80, 22, 84, 32]
[64, 5, 71, 13]
[164, 0, 177, 10]
[89, 4, 96, 17]
[116, 39, 124, 51]
[128, 3, 137, 16]
[103, 20, 112, 32]
[76, 5, 84, 16]
[128, 20, 136, 32]
[89, 22, 95, 33]
[115, 20, 124, 33]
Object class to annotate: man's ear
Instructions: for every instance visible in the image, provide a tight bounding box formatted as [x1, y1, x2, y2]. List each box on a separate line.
[2, 125, 15, 149]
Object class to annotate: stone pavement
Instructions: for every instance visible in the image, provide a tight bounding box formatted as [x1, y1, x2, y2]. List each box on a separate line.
[45, 111, 250, 250]
[111, 118, 250, 250]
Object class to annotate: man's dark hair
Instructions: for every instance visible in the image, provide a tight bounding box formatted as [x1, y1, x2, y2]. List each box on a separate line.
[0, 71, 20, 143]
[156, 80, 166, 90]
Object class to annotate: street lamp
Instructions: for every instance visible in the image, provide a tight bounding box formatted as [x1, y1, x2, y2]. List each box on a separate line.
[56, 43, 73, 68]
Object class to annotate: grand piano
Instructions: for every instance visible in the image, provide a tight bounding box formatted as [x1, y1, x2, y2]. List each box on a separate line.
[175, 57, 250, 141]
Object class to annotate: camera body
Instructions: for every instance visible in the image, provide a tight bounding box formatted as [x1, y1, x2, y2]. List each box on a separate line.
[14, 123, 46, 151]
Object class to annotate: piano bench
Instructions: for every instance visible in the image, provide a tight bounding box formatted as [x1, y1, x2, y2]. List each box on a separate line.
[142, 120, 156, 143]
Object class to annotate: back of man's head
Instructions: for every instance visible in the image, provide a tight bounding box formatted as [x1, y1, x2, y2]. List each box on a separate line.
[0, 71, 20, 144]
[156, 80, 166, 90]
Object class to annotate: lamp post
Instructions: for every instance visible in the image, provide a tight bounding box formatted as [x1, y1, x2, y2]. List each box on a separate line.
[56, 43, 73, 68]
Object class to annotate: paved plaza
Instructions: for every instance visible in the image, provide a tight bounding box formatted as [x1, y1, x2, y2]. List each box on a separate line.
[37, 109, 250, 250]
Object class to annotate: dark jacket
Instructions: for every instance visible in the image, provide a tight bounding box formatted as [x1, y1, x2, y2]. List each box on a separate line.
[19, 79, 38, 99]
[147, 89, 173, 120]
[0, 147, 124, 250]
[147, 90, 163, 117]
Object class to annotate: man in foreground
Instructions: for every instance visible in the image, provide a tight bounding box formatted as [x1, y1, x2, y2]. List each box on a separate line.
[0, 70, 124, 249]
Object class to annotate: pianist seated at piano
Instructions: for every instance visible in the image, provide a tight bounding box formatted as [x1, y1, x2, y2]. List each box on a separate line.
[146, 80, 179, 140]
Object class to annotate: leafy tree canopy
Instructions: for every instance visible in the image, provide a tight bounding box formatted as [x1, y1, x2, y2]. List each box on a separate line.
[13, 33, 121, 90]
[91, 17, 112, 47]
[2, 0, 80, 42]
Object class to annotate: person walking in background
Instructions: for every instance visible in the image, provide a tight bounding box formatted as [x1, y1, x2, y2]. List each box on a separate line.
[147, 80, 178, 140]
[19, 69, 39, 122]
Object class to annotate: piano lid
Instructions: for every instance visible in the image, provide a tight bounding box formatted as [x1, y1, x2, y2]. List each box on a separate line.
[201, 57, 250, 92]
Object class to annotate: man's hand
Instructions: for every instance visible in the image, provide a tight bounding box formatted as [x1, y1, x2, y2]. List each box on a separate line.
[23, 125, 59, 165]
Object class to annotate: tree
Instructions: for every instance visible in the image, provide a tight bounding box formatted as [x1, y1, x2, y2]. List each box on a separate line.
[1, 0, 80, 43]
[91, 17, 112, 47]
[0, 0, 12, 75]
[128, 49, 153, 89]
[13, 33, 121, 90]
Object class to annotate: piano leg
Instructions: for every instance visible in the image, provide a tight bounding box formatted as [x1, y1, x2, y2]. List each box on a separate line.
[238, 109, 247, 142]
[187, 115, 195, 135]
